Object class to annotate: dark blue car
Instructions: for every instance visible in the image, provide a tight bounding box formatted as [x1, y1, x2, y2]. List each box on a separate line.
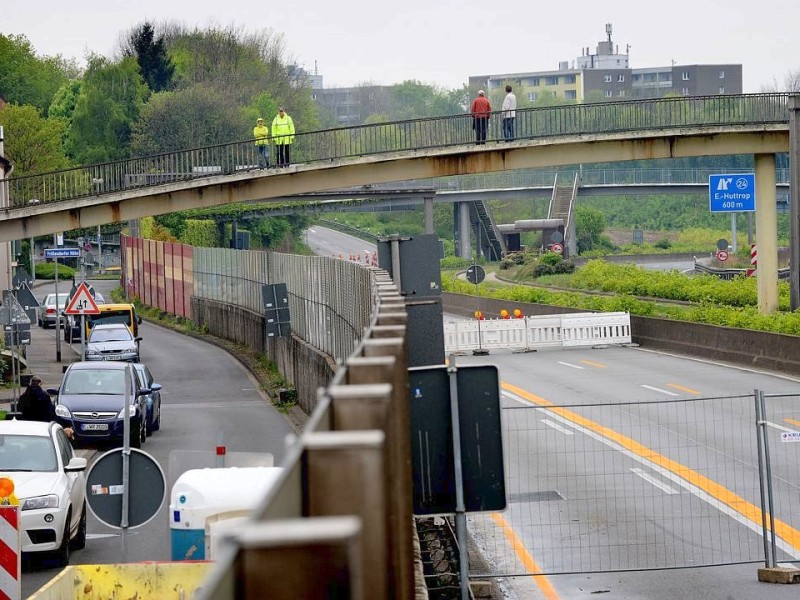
[49, 362, 152, 448]
[133, 363, 162, 436]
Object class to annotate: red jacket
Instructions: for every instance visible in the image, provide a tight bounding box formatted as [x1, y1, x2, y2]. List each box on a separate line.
[471, 96, 491, 118]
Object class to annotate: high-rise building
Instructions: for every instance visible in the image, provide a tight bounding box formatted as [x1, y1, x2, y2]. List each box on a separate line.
[469, 24, 742, 106]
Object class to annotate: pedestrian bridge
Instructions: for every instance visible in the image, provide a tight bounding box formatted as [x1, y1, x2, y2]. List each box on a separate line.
[0, 93, 793, 243]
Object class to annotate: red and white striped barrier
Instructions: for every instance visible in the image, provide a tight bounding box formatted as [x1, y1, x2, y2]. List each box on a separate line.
[0, 505, 21, 600]
[747, 243, 757, 277]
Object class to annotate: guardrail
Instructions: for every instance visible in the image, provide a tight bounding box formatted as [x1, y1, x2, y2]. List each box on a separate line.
[199, 273, 415, 599]
[444, 312, 632, 353]
[2, 93, 790, 208]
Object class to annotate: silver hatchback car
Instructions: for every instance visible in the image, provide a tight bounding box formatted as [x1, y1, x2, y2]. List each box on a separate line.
[84, 323, 141, 362]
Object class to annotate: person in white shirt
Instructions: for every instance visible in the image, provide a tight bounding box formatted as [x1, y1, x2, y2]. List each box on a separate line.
[502, 85, 517, 141]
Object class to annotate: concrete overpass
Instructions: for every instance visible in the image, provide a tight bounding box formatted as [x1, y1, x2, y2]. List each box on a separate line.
[1, 92, 798, 311]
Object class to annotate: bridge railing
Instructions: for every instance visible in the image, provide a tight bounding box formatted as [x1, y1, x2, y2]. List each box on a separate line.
[2, 93, 790, 208]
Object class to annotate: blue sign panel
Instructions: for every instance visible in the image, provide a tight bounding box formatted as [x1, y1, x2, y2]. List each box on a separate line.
[44, 248, 81, 258]
[709, 173, 756, 213]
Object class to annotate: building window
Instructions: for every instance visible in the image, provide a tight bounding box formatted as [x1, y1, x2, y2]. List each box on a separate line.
[563, 75, 576, 84]
[719, 86, 725, 94]
[525, 77, 540, 86]
[682, 71, 690, 81]
[719, 70, 725, 79]
[681, 87, 689, 95]
[564, 89, 577, 100]
[605, 90, 613, 98]
[617, 74, 625, 82]
[368, 93, 375, 100]
[618, 90, 626, 97]
[545, 76, 558, 85]
[528, 92, 538, 101]
[604, 74, 612, 83]
[312, 93, 317, 100]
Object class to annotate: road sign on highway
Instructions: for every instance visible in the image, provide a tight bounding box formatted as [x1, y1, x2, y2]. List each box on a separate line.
[44, 248, 80, 258]
[551, 242, 564, 254]
[466, 264, 485, 285]
[716, 250, 729, 262]
[64, 282, 100, 315]
[709, 173, 755, 212]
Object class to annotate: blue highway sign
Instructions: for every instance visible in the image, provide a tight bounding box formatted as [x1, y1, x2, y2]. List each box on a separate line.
[44, 248, 81, 258]
[709, 173, 756, 212]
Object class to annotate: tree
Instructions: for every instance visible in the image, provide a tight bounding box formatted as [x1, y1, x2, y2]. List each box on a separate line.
[0, 34, 77, 114]
[124, 23, 175, 93]
[131, 85, 247, 155]
[66, 55, 148, 164]
[0, 104, 70, 176]
[575, 206, 606, 253]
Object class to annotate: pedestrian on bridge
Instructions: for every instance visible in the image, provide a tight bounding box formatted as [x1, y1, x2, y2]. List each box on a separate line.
[253, 117, 270, 169]
[502, 85, 516, 141]
[271, 107, 295, 167]
[471, 90, 491, 145]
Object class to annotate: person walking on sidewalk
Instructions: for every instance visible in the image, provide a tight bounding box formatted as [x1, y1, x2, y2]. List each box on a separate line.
[253, 117, 270, 169]
[271, 107, 295, 167]
[18, 376, 55, 422]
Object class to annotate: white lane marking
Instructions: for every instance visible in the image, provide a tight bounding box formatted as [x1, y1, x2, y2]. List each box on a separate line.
[558, 361, 584, 370]
[631, 468, 680, 495]
[540, 419, 575, 435]
[503, 389, 800, 560]
[640, 384, 679, 396]
[87, 533, 121, 539]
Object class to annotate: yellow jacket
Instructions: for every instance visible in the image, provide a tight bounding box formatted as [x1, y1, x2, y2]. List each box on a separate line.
[271, 114, 295, 145]
[253, 125, 269, 146]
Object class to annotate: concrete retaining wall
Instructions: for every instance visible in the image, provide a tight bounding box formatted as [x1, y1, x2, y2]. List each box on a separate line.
[443, 292, 800, 377]
[191, 297, 335, 415]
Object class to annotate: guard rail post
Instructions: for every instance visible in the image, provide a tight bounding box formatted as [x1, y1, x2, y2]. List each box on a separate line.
[304, 429, 389, 598]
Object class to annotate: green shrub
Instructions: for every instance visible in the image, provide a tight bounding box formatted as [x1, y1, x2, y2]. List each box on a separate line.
[35, 262, 76, 280]
[654, 238, 672, 250]
[440, 255, 472, 270]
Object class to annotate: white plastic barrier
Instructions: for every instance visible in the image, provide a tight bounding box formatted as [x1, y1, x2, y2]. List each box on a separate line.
[444, 312, 631, 353]
[561, 312, 632, 347]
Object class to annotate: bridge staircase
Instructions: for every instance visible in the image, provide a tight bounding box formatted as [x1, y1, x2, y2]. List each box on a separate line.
[470, 199, 505, 260]
[547, 173, 579, 256]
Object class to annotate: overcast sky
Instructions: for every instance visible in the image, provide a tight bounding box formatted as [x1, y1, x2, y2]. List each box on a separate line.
[3, 0, 799, 92]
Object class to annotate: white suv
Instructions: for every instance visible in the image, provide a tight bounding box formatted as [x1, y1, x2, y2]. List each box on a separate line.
[0, 420, 87, 566]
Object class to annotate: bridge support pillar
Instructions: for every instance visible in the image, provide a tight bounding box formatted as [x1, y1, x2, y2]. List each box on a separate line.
[456, 202, 471, 258]
[789, 96, 800, 310]
[424, 195, 435, 234]
[755, 153, 779, 314]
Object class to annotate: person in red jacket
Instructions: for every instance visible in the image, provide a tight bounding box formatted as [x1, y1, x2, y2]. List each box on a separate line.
[471, 90, 491, 145]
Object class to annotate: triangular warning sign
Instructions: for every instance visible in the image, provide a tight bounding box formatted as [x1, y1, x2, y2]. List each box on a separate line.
[64, 282, 101, 314]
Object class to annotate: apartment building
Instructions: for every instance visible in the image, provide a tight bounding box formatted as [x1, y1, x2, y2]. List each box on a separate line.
[469, 24, 742, 106]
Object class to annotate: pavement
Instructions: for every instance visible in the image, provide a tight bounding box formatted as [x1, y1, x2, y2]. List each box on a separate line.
[0, 316, 83, 413]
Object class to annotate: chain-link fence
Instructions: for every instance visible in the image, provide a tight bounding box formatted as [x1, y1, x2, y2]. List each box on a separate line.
[467, 389, 800, 578]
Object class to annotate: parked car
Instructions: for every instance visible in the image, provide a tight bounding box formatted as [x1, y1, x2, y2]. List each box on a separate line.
[133, 363, 162, 436]
[49, 361, 149, 448]
[0, 420, 87, 566]
[37, 292, 70, 328]
[84, 323, 141, 362]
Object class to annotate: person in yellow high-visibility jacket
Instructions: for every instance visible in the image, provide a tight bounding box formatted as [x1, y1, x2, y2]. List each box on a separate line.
[253, 117, 270, 169]
[271, 107, 295, 167]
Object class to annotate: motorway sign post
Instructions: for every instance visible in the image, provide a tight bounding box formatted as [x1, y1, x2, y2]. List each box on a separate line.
[709, 173, 756, 212]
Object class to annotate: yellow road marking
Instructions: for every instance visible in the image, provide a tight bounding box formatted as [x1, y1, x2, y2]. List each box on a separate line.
[666, 383, 702, 395]
[501, 381, 800, 553]
[491, 513, 560, 600]
[579, 360, 607, 369]
[784, 418, 800, 428]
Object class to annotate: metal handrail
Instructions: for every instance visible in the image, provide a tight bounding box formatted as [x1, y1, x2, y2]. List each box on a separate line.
[1, 93, 790, 208]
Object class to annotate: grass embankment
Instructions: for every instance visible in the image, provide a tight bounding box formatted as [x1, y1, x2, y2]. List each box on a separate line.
[444, 259, 800, 336]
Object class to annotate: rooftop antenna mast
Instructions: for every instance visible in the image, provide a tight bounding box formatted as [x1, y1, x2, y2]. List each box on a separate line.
[605, 23, 613, 45]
